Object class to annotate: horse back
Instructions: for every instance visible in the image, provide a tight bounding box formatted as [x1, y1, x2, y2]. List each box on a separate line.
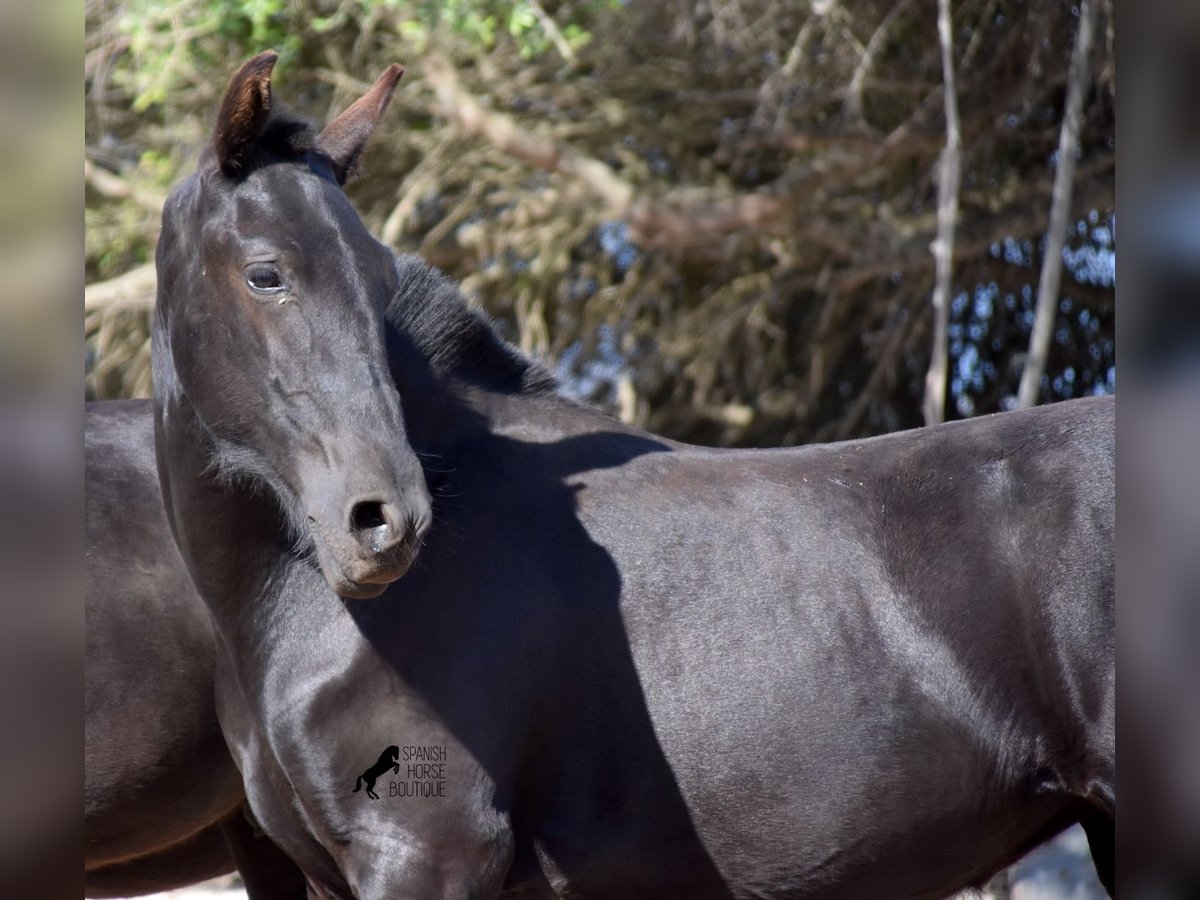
[545, 396, 1114, 894]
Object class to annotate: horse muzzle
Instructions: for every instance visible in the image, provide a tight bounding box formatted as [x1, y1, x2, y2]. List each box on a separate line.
[308, 489, 432, 599]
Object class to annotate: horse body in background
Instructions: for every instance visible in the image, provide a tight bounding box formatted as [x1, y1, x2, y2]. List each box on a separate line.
[151, 54, 1115, 899]
[85, 399, 305, 898]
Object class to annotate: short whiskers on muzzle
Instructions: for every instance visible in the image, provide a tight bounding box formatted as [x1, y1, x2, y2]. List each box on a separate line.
[203, 440, 319, 564]
[290, 515, 321, 567]
[397, 512, 432, 571]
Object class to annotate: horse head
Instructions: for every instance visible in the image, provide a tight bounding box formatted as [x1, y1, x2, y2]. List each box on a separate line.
[154, 52, 430, 599]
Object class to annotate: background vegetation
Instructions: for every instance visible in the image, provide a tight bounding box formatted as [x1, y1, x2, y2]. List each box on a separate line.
[84, 0, 1115, 447]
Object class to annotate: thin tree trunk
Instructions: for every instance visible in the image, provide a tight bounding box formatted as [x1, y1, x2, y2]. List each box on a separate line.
[923, 0, 962, 426]
[1017, 0, 1097, 409]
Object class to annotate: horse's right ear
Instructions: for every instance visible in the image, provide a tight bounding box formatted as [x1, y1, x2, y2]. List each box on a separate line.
[213, 51, 278, 176]
[314, 63, 404, 184]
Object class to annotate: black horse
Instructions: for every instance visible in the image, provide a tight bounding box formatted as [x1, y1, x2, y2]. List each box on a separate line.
[353, 746, 402, 800]
[85, 400, 306, 898]
[151, 53, 1115, 899]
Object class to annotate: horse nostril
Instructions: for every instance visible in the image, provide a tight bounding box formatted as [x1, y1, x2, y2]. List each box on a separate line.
[348, 499, 408, 558]
[349, 500, 388, 533]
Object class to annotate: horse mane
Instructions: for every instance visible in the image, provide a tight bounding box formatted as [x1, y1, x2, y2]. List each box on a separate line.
[386, 254, 558, 396]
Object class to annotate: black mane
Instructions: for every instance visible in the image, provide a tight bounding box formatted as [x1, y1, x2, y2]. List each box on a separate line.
[386, 254, 557, 396]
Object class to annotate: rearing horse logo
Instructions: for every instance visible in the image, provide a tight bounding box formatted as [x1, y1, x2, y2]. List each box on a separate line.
[352, 745, 400, 800]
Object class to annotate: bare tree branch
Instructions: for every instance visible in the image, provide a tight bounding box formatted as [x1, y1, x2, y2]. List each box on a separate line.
[527, 0, 576, 65]
[923, 0, 963, 426]
[423, 54, 925, 251]
[425, 55, 634, 208]
[844, 0, 918, 127]
[84, 262, 157, 313]
[84, 159, 167, 215]
[85, 1, 1115, 445]
[1017, 0, 1097, 409]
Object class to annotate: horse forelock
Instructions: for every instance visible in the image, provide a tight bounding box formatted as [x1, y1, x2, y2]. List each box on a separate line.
[200, 106, 319, 180]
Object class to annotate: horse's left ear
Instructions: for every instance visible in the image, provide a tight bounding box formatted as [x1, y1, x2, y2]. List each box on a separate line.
[314, 63, 405, 184]
[213, 51, 278, 176]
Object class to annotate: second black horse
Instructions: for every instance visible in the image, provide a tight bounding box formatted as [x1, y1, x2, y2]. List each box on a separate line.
[86, 399, 305, 899]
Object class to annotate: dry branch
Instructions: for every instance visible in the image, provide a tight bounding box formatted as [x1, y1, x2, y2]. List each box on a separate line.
[84, 159, 167, 216]
[424, 55, 635, 213]
[1017, 0, 1097, 409]
[844, 0, 919, 127]
[527, 0, 576, 64]
[85, 262, 157, 313]
[923, 0, 963, 426]
[424, 55, 892, 251]
[84, 0, 1115, 446]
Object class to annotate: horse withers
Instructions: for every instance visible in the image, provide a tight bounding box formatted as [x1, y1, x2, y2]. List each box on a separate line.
[85, 399, 304, 898]
[151, 52, 1114, 899]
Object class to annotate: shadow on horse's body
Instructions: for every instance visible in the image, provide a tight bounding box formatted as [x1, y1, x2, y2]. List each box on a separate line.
[85, 400, 305, 898]
[353, 746, 401, 800]
[151, 54, 1115, 900]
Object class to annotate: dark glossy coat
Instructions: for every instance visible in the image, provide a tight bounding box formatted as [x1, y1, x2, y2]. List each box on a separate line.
[151, 55, 1115, 900]
[85, 400, 305, 898]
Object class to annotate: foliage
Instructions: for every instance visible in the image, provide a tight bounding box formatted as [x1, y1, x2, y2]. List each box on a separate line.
[85, 0, 1115, 447]
[106, 0, 609, 113]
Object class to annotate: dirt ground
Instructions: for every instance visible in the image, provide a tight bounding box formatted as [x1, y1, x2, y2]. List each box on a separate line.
[121, 825, 1105, 900]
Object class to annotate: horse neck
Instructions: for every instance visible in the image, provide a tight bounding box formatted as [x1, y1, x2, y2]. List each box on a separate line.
[152, 345, 293, 635]
[388, 349, 600, 461]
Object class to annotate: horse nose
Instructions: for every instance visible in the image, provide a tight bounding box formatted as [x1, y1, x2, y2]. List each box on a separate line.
[347, 498, 406, 555]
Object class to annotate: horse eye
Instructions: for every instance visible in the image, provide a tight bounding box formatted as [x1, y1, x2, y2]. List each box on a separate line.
[245, 264, 285, 293]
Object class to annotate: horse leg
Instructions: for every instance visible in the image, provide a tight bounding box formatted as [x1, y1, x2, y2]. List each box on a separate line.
[1080, 809, 1115, 897]
[219, 805, 309, 900]
[305, 881, 342, 900]
[366, 778, 380, 800]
